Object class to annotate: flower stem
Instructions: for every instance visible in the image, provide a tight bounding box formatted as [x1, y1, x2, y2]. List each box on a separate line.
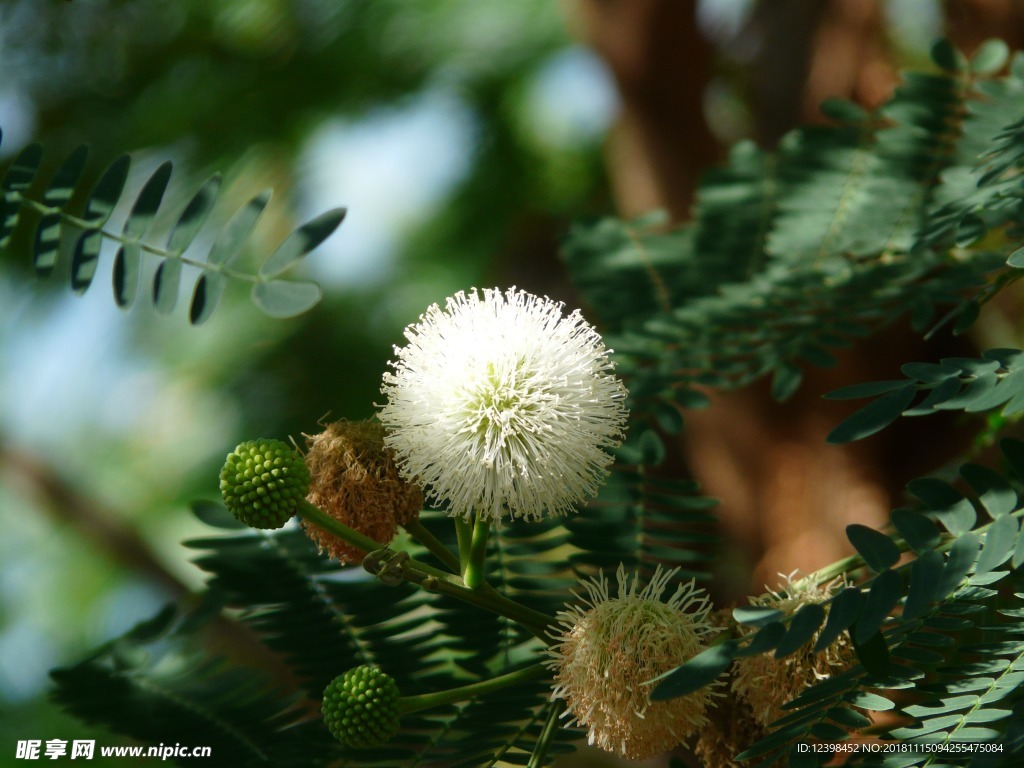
[527, 700, 563, 768]
[297, 500, 553, 638]
[299, 500, 449, 580]
[403, 518, 461, 573]
[397, 663, 548, 715]
[406, 568, 553, 639]
[298, 499, 382, 554]
[463, 513, 490, 590]
[454, 516, 473, 574]
[806, 508, 1024, 595]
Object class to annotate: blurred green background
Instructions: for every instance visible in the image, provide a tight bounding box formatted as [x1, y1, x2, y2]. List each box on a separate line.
[0, 0, 999, 765]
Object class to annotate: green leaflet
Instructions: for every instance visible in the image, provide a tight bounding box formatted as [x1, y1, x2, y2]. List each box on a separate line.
[908, 478, 977, 535]
[827, 385, 917, 444]
[903, 550, 945, 620]
[855, 569, 902, 645]
[0, 132, 344, 323]
[814, 588, 862, 652]
[250, 279, 323, 318]
[960, 463, 1017, 519]
[893, 509, 942, 553]
[774, 603, 826, 657]
[32, 145, 88, 278]
[826, 348, 1024, 442]
[0, 140, 43, 247]
[847, 523, 901, 572]
[71, 155, 130, 293]
[649, 641, 739, 701]
[976, 515, 1019, 574]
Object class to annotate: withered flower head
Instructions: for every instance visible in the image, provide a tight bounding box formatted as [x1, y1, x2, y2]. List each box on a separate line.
[302, 419, 421, 564]
[732, 572, 857, 727]
[546, 564, 718, 760]
[694, 609, 765, 768]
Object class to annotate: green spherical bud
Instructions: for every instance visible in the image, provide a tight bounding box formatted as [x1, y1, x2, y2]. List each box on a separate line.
[322, 666, 401, 749]
[219, 439, 311, 529]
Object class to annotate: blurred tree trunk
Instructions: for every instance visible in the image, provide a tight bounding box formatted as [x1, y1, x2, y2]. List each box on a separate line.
[570, 0, 1008, 595]
[747, 0, 897, 147]
[567, 0, 722, 219]
[944, 0, 1024, 52]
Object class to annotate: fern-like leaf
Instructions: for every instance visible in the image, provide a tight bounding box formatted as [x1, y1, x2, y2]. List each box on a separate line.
[565, 44, 1024, 408]
[0, 128, 344, 323]
[827, 347, 1024, 443]
[654, 453, 1024, 765]
[49, 603, 338, 768]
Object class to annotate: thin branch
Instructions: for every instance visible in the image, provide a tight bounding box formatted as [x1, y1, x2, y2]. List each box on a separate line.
[0, 438, 305, 697]
[1, 439, 190, 597]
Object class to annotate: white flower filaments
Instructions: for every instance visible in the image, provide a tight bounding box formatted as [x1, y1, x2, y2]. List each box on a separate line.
[546, 564, 718, 760]
[378, 287, 628, 522]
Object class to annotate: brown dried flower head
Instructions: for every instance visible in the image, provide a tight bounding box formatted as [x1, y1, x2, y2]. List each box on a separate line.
[546, 564, 718, 760]
[302, 419, 422, 564]
[693, 608, 765, 768]
[694, 689, 764, 768]
[732, 572, 857, 727]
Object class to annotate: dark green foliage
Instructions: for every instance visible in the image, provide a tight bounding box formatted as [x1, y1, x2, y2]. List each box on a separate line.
[828, 386, 918, 444]
[648, 640, 740, 700]
[775, 604, 827, 657]
[565, 427, 719, 583]
[0, 128, 344, 323]
[734, 606, 785, 627]
[649, 361, 1024, 760]
[54, 435, 715, 765]
[53, 509, 580, 767]
[185, 524, 390, 700]
[566, 47, 1024, 411]
[50, 603, 338, 768]
[847, 523, 903, 572]
[855, 569, 903, 644]
[814, 588, 862, 652]
[681, 453, 1024, 765]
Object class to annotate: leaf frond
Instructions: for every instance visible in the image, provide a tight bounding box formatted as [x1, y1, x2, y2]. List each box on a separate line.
[0, 130, 344, 323]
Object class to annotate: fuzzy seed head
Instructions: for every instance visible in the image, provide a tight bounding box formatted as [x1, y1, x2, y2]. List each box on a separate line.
[220, 439, 310, 529]
[732, 572, 857, 727]
[322, 665, 401, 749]
[302, 419, 422, 564]
[546, 565, 718, 759]
[378, 287, 628, 523]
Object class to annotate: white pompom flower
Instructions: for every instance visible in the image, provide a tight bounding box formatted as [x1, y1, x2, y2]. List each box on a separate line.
[378, 287, 628, 523]
[546, 565, 719, 760]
